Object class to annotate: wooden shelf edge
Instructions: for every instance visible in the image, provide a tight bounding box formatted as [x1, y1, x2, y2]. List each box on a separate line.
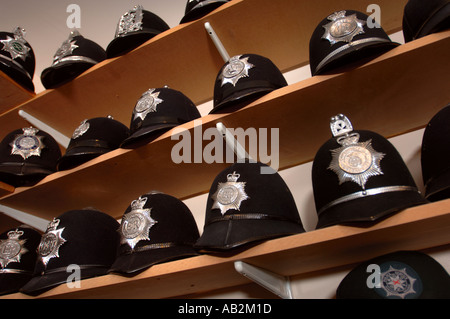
[0, 71, 35, 114]
[3, 199, 449, 299]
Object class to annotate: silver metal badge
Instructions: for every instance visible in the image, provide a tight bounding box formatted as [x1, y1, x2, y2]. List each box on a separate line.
[219, 55, 254, 87]
[115, 5, 144, 38]
[212, 171, 249, 215]
[378, 264, 420, 299]
[0, 229, 28, 269]
[328, 114, 385, 190]
[72, 119, 90, 139]
[38, 218, 66, 267]
[0, 27, 31, 61]
[52, 30, 79, 65]
[134, 88, 164, 121]
[10, 127, 45, 160]
[120, 196, 158, 249]
[322, 10, 366, 45]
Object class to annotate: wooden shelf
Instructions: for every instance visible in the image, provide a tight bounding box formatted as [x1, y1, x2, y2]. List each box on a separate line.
[0, 0, 406, 139]
[0, 71, 34, 114]
[0, 31, 448, 221]
[3, 199, 449, 299]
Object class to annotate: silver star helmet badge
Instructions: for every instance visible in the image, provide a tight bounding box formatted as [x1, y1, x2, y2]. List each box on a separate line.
[115, 5, 144, 38]
[219, 55, 254, 87]
[10, 127, 45, 160]
[38, 218, 66, 267]
[72, 119, 90, 139]
[0, 229, 28, 269]
[133, 88, 164, 121]
[328, 114, 385, 190]
[212, 171, 249, 215]
[376, 263, 422, 299]
[52, 30, 80, 65]
[0, 27, 31, 61]
[322, 10, 366, 45]
[120, 196, 158, 249]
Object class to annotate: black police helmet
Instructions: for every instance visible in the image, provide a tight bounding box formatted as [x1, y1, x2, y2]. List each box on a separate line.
[0, 27, 35, 92]
[194, 161, 305, 252]
[211, 53, 288, 114]
[57, 116, 129, 171]
[312, 114, 427, 229]
[110, 191, 199, 275]
[106, 5, 170, 58]
[309, 10, 399, 76]
[0, 127, 61, 187]
[41, 30, 106, 89]
[403, 0, 450, 43]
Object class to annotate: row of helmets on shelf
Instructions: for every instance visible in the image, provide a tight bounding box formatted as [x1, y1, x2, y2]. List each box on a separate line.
[1, 150, 450, 297]
[0, 0, 449, 92]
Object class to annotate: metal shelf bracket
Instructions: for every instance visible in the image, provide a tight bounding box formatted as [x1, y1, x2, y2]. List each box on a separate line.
[18, 109, 70, 148]
[204, 22, 230, 62]
[234, 261, 294, 299]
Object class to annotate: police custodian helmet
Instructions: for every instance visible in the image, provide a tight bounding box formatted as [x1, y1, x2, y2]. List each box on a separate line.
[194, 161, 305, 252]
[421, 104, 450, 202]
[337, 250, 450, 299]
[211, 53, 288, 114]
[312, 114, 427, 229]
[57, 116, 130, 171]
[402, 0, 450, 43]
[106, 5, 170, 58]
[41, 30, 107, 89]
[0, 226, 41, 296]
[0, 127, 61, 187]
[309, 10, 399, 76]
[21, 209, 120, 296]
[121, 87, 201, 149]
[0, 27, 35, 92]
[110, 191, 199, 275]
[179, 0, 231, 24]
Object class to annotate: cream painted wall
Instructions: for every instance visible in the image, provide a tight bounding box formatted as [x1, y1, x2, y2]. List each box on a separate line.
[1, 1, 449, 299]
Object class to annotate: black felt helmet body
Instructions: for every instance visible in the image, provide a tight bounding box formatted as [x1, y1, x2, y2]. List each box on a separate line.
[57, 116, 129, 171]
[421, 104, 450, 202]
[0, 127, 61, 187]
[194, 161, 305, 252]
[402, 0, 450, 43]
[106, 5, 170, 58]
[180, 0, 230, 24]
[211, 53, 288, 114]
[41, 30, 106, 89]
[312, 114, 427, 229]
[110, 192, 199, 275]
[309, 10, 399, 76]
[337, 250, 450, 299]
[0, 226, 42, 296]
[121, 87, 201, 148]
[0, 27, 35, 92]
[20, 209, 120, 296]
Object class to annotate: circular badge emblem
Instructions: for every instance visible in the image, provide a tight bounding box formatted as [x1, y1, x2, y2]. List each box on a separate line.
[38, 233, 58, 257]
[330, 18, 358, 39]
[0, 239, 21, 260]
[135, 95, 155, 113]
[121, 212, 146, 239]
[223, 60, 245, 79]
[217, 185, 239, 205]
[338, 145, 373, 174]
[14, 135, 39, 152]
[375, 261, 423, 299]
